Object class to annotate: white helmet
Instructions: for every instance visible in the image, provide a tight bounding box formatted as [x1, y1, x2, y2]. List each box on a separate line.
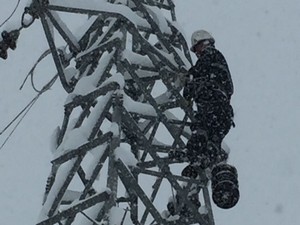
[190, 30, 215, 51]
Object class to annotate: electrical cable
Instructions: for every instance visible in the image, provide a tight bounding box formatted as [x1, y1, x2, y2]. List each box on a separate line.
[0, 44, 63, 150]
[0, 74, 58, 150]
[0, 93, 39, 150]
[0, 0, 21, 28]
[19, 49, 53, 92]
[0, 73, 58, 150]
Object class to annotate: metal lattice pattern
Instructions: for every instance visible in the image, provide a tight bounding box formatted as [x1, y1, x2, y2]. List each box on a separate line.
[18, 0, 217, 224]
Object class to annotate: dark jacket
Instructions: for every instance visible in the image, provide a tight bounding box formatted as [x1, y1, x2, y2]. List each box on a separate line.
[183, 45, 233, 104]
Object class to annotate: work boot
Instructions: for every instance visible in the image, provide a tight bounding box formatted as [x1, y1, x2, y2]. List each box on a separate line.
[181, 164, 199, 178]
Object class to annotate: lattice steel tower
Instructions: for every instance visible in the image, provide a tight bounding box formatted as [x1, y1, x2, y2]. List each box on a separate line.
[2, 0, 220, 224]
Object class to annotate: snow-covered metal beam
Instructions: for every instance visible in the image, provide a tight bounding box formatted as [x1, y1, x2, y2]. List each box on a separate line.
[37, 191, 110, 225]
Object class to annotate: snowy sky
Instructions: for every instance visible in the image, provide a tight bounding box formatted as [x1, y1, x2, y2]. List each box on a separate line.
[1, 0, 300, 224]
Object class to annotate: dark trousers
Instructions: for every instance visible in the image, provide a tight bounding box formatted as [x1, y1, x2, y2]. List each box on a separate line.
[186, 102, 233, 167]
[192, 102, 233, 144]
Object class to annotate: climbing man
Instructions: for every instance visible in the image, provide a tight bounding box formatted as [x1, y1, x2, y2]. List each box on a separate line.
[183, 29, 234, 170]
[166, 30, 236, 217]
